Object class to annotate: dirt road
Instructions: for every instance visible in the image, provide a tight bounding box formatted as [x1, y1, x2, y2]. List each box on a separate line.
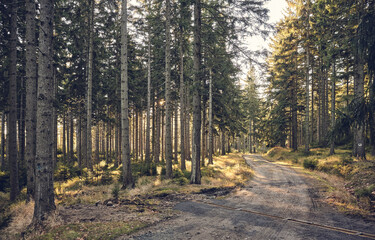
[124, 154, 375, 240]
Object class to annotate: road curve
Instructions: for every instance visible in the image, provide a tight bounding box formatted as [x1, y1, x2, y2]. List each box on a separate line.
[125, 154, 375, 240]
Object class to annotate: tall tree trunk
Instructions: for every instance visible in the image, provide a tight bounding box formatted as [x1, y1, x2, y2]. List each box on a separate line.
[1, 113, 5, 170]
[165, 0, 173, 179]
[305, 9, 310, 152]
[174, 102, 178, 164]
[121, 0, 133, 188]
[208, 69, 213, 165]
[353, 50, 366, 159]
[221, 130, 226, 155]
[137, 110, 139, 161]
[191, 0, 202, 184]
[87, 0, 94, 171]
[63, 112, 66, 160]
[145, 26, 151, 167]
[67, 114, 70, 158]
[201, 105, 206, 167]
[18, 79, 26, 165]
[96, 124, 100, 163]
[52, 70, 57, 169]
[369, 73, 375, 156]
[249, 120, 253, 153]
[330, 60, 336, 155]
[179, 28, 186, 170]
[185, 89, 191, 160]
[140, 111, 143, 161]
[25, 0, 37, 201]
[33, 0, 56, 225]
[70, 112, 74, 160]
[115, 115, 119, 168]
[8, 1, 19, 201]
[155, 94, 160, 163]
[292, 75, 298, 151]
[77, 114, 82, 169]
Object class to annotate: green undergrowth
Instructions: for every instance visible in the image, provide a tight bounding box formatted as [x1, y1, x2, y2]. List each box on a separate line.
[265, 147, 375, 215]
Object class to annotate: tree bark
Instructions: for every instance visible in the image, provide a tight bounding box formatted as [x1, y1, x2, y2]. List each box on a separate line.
[221, 130, 226, 155]
[165, 0, 173, 179]
[77, 114, 82, 169]
[25, 0, 37, 201]
[1, 113, 5, 171]
[174, 102, 178, 164]
[145, 25, 151, 166]
[329, 60, 336, 155]
[201, 105, 206, 167]
[208, 69, 213, 165]
[121, 0, 133, 188]
[8, 1, 19, 201]
[305, 8, 310, 153]
[87, 0, 94, 171]
[33, 0, 56, 225]
[70, 112, 74, 160]
[191, 0, 202, 184]
[155, 94, 160, 163]
[179, 28, 186, 170]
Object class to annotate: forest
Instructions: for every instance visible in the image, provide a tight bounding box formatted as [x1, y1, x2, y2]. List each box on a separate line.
[0, 0, 374, 238]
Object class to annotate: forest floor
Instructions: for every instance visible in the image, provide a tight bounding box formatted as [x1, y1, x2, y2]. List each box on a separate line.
[1, 152, 375, 239]
[124, 154, 375, 240]
[1, 153, 252, 240]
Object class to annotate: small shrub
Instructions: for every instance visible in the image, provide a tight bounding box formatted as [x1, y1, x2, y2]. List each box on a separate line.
[55, 165, 71, 181]
[172, 169, 184, 178]
[182, 170, 191, 179]
[112, 183, 120, 200]
[355, 185, 375, 198]
[101, 171, 113, 185]
[340, 156, 353, 166]
[303, 159, 318, 170]
[172, 177, 189, 186]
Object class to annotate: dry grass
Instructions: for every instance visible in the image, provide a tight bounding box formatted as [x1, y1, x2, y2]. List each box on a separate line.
[0, 200, 34, 239]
